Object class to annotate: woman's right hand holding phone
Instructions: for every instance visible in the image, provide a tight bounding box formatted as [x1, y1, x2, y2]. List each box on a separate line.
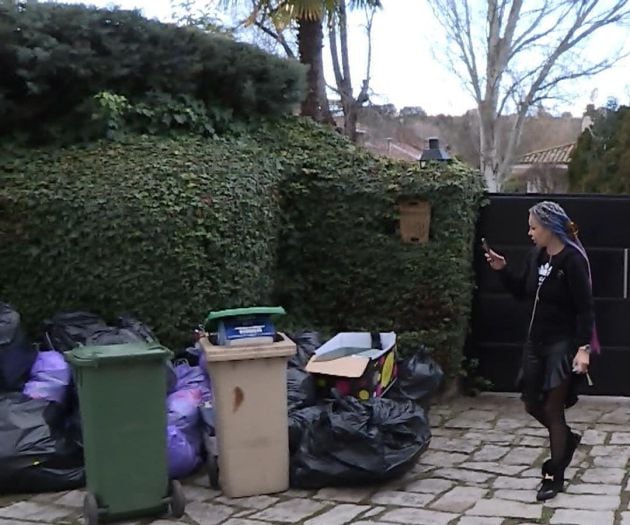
[485, 249, 506, 270]
[482, 239, 507, 271]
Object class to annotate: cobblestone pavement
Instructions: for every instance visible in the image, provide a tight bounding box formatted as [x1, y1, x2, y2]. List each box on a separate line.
[3, 393, 630, 525]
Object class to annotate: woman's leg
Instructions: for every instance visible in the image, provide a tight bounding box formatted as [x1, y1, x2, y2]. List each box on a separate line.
[524, 402, 548, 428]
[541, 377, 570, 470]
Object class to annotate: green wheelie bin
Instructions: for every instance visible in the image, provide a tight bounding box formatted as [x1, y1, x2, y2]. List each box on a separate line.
[65, 343, 186, 525]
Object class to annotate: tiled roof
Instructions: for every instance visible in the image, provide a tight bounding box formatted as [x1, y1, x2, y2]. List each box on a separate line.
[517, 143, 575, 165]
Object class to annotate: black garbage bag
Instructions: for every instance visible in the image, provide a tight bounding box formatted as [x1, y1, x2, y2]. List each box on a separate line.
[0, 302, 36, 392]
[286, 331, 320, 411]
[387, 348, 444, 411]
[0, 393, 84, 493]
[287, 331, 320, 369]
[287, 367, 317, 412]
[43, 311, 159, 351]
[289, 395, 430, 489]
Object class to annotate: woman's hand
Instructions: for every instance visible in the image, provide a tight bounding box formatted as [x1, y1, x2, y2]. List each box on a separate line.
[572, 347, 590, 374]
[484, 249, 506, 271]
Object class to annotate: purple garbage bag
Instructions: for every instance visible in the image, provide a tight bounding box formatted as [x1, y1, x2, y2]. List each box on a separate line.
[23, 351, 71, 404]
[167, 388, 203, 432]
[167, 424, 201, 479]
[174, 363, 211, 402]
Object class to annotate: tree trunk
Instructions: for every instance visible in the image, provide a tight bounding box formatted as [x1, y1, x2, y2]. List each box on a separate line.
[297, 17, 333, 125]
[478, 102, 500, 192]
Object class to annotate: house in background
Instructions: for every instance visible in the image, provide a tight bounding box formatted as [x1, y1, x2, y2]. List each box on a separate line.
[510, 142, 576, 193]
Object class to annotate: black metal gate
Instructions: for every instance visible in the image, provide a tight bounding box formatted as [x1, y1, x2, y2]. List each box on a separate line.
[469, 194, 630, 396]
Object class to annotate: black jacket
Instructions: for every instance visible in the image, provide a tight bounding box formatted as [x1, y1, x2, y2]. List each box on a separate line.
[498, 246, 594, 347]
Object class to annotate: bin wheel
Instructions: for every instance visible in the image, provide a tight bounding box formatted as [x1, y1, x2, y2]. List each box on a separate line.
[207, 455, 219, 490]
[170, 480, 186, 518]
[83, 493, 99, 525]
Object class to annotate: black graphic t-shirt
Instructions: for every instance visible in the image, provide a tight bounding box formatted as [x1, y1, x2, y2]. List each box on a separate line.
[499, 246, 594, 346]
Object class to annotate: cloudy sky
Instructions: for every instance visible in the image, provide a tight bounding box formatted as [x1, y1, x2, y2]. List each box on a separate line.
[57, 0, 630, 116]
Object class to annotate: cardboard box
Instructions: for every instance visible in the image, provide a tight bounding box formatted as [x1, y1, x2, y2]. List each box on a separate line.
[305, 332, 397, 400]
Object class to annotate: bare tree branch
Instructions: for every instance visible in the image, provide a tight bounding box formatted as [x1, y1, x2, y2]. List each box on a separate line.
[428, 0, 630, 191]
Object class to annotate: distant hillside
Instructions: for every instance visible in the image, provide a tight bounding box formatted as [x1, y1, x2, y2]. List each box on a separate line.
[356, 106, 583, 167]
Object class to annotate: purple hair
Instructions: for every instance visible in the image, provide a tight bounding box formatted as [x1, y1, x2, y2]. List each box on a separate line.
[530, 200, 600, 353]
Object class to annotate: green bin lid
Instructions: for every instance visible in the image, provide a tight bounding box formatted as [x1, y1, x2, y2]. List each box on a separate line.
[205, 306, 286, 329]
[65, 343, 172, 367]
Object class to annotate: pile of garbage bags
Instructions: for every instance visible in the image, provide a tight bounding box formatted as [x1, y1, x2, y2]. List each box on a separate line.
[286, 331, 442, 489]
[1, 302, 443, 494]
[0, 304, 213, 493]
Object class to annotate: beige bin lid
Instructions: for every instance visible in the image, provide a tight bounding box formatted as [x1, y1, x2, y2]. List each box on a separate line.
[200, 332, 296, 362]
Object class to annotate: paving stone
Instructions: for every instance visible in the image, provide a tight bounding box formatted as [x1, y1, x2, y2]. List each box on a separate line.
[404, 478, 454, 494]
[566, 483, 621, 495]
[463, 431, 515, 444]
[550, 509, 614, 525]
[55, 490, 86, 508]
[313, 487, 374, 503]
[518, 436, 547, 447]
[362, 506, 386, 518]
[379, 507, 458, 525]
[492, 476, 540, 490]
[599, 408, 630, 424]
[495, 418, 527, 430]
[185, 501, 236, 525]
[456, 518, 503, 525]
[445, 416, 495, 430]
[429, 437, 478, 454]
[304, 503, 369, 525]
[610, 432, 630, 444]
[217, 520, 266, 525]
[580, 429, 607, 445]
[0, 502, 72, 521]
[580, 467, 625, 484]
[589, 445, 629, 457]
[183, 485, 220, 502]
[352, 522, 402, 525]
[214, 495, 279, 509]
[431, 468, 493, 484]
[514, 427, 548, 438]
[620, 511, 630, 525]
[0, 518, 42, 525]
[459, 461, 525, 476]
[493, 489, 536, 502]
[501, 447, 543, 465]
[472, 445, 509, 461]
[255, 499, 327, 523]
[465, 499, 542, 519]
[419, 451, 469, 467]
[429, 487, 487, 513]
[593, 454, 629, 468]
[370, 490, 434, 507]
[543, 493, 620, 510]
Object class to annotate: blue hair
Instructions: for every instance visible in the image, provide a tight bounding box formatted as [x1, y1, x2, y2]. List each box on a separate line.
[530, 200, 600, 353]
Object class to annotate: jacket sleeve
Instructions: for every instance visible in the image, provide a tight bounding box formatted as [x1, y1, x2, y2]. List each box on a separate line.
[565, 250, 595, 347]
[497, 250, 533, 299]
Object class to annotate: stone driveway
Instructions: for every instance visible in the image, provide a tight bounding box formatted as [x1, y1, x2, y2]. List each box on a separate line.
[2, 393, 630, 525]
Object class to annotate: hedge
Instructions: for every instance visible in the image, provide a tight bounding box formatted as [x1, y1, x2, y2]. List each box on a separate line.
[0, 118, 484, 380]
[0, 2, 306, 143]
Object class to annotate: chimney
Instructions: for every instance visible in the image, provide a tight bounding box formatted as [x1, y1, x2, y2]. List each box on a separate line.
[419, 137, 451, 164]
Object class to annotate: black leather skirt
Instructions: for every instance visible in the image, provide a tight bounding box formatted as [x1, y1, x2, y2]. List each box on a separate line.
[516, 339, 580, 408]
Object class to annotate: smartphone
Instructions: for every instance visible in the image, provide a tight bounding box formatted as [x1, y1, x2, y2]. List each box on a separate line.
[481, 237, 491, 254]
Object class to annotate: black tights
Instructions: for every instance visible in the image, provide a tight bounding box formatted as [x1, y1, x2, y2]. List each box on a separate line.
[525, 378, 570, 472]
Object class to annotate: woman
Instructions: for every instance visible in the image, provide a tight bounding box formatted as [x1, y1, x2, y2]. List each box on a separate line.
[485, 200, 598, 501]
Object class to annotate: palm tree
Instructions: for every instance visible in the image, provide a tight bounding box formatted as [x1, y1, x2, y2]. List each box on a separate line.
[221, 0, 379, 124]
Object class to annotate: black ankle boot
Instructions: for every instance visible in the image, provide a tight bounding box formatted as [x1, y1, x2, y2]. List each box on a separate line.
[536, 469, 564, 501]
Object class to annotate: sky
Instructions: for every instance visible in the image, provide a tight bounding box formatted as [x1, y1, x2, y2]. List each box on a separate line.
[56, 0, 630, 116]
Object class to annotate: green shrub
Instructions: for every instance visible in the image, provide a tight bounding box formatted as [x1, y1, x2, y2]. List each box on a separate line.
[0, 118, 483, 380]
[0, 2, 306, 144]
